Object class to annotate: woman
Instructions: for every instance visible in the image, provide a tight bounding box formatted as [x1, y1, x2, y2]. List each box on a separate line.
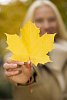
[3, 1, 67, 100]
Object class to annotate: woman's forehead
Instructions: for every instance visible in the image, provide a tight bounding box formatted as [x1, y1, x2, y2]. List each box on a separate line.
[33, 5, 56, 18]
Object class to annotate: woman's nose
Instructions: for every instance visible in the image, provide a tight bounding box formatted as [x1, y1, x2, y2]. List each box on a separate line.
[42, 21, 50, 30]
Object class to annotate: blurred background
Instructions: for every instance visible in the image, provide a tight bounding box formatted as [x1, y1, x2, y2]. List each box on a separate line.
[0, 0, 67, 100]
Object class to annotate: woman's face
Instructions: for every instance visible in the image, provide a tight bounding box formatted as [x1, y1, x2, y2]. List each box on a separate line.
[33, 5, 58, 36]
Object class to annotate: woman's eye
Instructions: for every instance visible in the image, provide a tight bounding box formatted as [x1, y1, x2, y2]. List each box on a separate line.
[48, 17, 56, 22]
[35, 18, 44, 23]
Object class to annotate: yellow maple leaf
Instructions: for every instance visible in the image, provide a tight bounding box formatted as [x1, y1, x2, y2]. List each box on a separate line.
[5, 21, 55, 66]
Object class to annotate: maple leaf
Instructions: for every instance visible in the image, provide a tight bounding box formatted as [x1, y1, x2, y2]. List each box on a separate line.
[5, 21, 55, 66]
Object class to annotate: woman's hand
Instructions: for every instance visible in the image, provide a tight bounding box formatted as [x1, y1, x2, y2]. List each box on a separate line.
[3, 60, 32, 84]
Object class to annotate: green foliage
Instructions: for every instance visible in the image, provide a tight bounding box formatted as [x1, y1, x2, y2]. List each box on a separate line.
[51, 0, 67, 27]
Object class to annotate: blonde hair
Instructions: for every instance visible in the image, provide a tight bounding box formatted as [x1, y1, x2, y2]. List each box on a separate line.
[22, 0, 67, 40]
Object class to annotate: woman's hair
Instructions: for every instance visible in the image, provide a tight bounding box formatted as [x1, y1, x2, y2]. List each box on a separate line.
[22, 0, 67, 40]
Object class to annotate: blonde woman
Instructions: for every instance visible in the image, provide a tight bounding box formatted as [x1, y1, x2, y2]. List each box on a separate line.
[3, 0, 67, 100]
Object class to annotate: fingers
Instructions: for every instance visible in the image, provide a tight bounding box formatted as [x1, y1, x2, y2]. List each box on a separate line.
[3, 63, 17, 70]
[3, 61, 24, 77]
[4, 70, 19, 77]
[3, 61, 24, 70]
[3, 63, 19, 77]
[3, 61, 32, 77]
